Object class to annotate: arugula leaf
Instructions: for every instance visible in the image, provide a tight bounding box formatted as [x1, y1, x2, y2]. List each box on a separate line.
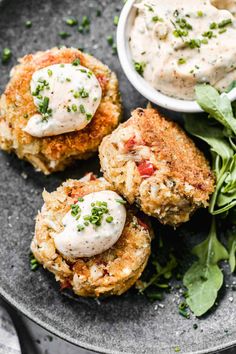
[195, 84, 236, 135]
[183, 218, 228, 316]
[184, 115, 233, 160]
[138, 254, 178, 292]
[227, 228, 236, 272]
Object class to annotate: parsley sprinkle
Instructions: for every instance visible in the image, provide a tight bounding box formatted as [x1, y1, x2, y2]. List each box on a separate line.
[78, 197, 84, 202]
[2, 48, 12, 64]
[197, 11, 203, 17]
[47, 69, 53, 77]
[66, 18, 78, 26]
[25, 20, 32, 28]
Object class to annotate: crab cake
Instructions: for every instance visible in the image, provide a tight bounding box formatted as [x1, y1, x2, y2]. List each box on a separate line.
[99, 108, 215, 227]
[31, 175, 152, 297]
[0, 47, 121, 174]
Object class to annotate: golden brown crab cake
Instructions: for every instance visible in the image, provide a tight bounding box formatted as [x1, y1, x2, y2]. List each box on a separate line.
[0, 47, 121, 174]
[31, 176, 152, 297]
[99, 108, 215, 227]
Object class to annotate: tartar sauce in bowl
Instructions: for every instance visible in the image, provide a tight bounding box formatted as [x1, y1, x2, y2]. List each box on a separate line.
[53, 191, 127, 259]
[24, 62, 102, 137]
[129, 0, 236, 100]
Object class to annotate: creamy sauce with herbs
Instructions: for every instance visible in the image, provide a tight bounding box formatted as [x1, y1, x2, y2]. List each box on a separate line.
[130, 0, 236, 100]
[53, 191, 126, 259]
[23, 63, 102, 137]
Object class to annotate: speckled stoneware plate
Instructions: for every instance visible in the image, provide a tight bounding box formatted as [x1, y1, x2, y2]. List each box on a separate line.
[0, 1, 236, 353]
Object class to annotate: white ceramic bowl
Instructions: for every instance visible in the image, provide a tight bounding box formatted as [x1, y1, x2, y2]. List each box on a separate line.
[116, 0, 236, 113]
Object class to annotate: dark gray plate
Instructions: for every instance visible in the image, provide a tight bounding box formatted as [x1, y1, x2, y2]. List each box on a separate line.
[0, 0, 236, 353]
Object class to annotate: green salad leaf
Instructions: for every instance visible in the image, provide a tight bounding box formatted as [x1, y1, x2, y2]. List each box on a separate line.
[227, 228, 236, 273]
[183, 219, 228, 316]
[225, 80, 236, 94]
[195, 84, 236, 135]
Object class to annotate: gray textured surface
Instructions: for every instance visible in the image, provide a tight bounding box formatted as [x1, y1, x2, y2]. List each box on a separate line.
[0, 0, 236, 353]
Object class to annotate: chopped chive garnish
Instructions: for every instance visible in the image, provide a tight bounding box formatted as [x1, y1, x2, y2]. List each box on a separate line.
[66, 18, 78, 26]
[72, 58, 80, 66]
[2, 48, 12, 64]
[79, 104, 85, 114]
[59, 31, 71, 39]
[113, 15, 119, 26]
[134, 61, 146, 76]
[218, 18, 232, 28]
[116, 199, 126, 204]
[25, 20, 32, 28]
[82, 16, 90, 27]
[197, 11, 203, 17]
[178, 58, 186, 65]
[72, 104, 77, 112]
[106, 216, 113, 223]
[86, 113, 92, 121]
[78, 197, 84, 202]
[47, 69, 53, 77]
[77, 224, 85, 232]
[107, 35, 114, 46]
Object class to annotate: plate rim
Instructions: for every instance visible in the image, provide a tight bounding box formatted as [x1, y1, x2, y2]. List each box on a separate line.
[1, 285, 236, 354]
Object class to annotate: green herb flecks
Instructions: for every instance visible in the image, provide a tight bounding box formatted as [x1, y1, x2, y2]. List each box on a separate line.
[72, 58, 80, 66]
[25, 20, 32, 28]
[178, 58, 186, 65]
[58, 31, 71, 39]
[113, 15, 119, 26]
[66, 18, 78, 26]
[2, 48, 12, 64]
[30, 253, 39, 271]
[134, 61, 146, 76]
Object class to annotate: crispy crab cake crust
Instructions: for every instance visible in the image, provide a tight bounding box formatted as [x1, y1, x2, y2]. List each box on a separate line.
[0, 47, 121, 174]
[99, 108, 215, 227]
[31, 178, 152, 297]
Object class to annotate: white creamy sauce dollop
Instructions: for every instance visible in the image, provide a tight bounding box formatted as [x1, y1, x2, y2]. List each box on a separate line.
[24, 63, 102, 137]
[53, 191, 127, 259]
[130, 0, 236, 100]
